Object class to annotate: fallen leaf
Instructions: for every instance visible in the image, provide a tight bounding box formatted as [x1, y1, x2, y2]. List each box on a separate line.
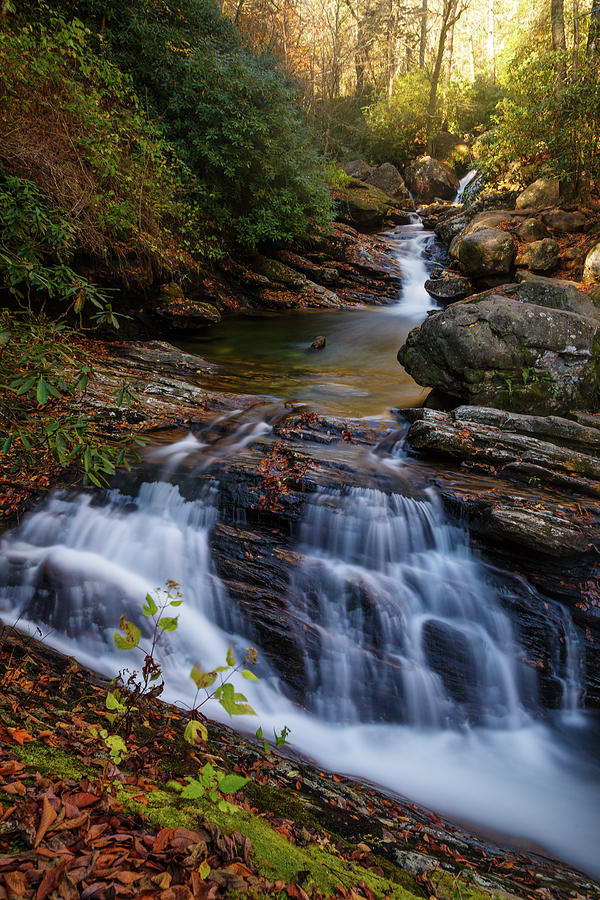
[34, 796, 58, 847]
[9, 727, 34, 745]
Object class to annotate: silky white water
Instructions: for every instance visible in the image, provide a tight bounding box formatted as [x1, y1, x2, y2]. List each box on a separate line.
[1, 474, 599, 880]
[2, 216, 599, 882]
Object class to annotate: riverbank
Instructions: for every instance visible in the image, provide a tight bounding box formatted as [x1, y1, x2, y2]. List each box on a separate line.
[2, 621, 599, 900]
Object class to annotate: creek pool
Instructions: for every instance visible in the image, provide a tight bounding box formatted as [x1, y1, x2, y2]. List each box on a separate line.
[178, 223, 444, 418]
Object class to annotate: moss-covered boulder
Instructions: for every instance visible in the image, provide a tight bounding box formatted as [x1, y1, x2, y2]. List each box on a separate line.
[456, 227, 516, 277]
[398, 297, 600, 415]
[332, 182, 393, 230]
[515, 238, 559, 272]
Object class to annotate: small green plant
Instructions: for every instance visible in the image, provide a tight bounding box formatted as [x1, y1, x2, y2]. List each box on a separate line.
[255, 725, 291, 756]
[180, 761, 249, 812]
[325, 163, 352, 189]
[93, 582, 290, 805]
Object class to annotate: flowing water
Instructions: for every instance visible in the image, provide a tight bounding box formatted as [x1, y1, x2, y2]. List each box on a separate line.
[2, 219, 600, 880]
[178, 222, 446, 418]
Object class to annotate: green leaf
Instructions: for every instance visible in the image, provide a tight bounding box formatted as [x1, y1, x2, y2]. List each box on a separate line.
[169, 600, 184, 607]
[181, 778, 206, 800]
[198, 860, 211, 879]
[183, 719, 208, 745]
[158, 616, 178, 632]
[226, 646, 236, 666]
[242, 669, 259, 681]
[190, 664, 217, 689]
[141, 593, 158, 616]
[217, 774, 248, 793]
[202, 762, 215, 779]
[114, 618, 141, 650]
[106, 691, 124, 711]
[36, 377, 48, 406]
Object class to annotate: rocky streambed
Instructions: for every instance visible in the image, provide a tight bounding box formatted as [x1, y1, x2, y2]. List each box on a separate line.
[3, 174, 600, 894]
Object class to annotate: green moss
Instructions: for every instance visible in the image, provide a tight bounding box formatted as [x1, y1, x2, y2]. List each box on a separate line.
[243, 779, 321, 830]
[12, 741, 92, 781]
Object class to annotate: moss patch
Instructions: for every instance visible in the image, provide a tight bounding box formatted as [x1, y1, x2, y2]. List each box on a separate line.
[12, 741, 92, 781]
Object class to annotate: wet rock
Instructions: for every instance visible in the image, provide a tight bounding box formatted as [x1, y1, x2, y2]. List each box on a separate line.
[435, 213, 470, 245]
[403, 408, 600, 556]
[516, 218, 550, 242]
[275, 250, 339, 285]
[309, 335, 326, 351]
[424, 275, 472, 304]
[398, 296, 600, 415]
[583, 242, 600, 283]
[512, 272, 600, 320]
[515, 238, 559, 272]
[456, 228, 516, 277]
[154, 283, 222, 327]
[542, 209, 586, 233]
[404, 156, 459, 202]
[515, 177, 560, 211]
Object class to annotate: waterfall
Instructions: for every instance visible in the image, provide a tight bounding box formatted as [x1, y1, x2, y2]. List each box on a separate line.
[2, 466, 599, 880]
[289, 487, 542, 728]
[385, 220, 445, 317]
[456, 169, 478, 202]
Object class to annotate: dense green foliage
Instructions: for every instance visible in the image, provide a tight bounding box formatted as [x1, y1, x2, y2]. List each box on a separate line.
[479, 52, 600, 191]
[366, 71, 430, 166]
[0, 0, 331, 496]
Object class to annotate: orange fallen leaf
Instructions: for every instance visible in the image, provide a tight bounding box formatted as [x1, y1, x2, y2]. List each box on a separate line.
[9, 727, 34, 745]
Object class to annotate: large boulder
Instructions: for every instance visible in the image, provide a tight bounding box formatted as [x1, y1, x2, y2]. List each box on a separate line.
[542, 209, 586, 233]
[342, 159, 373, 181]
[456, 228, 516, 277]
[516, 218, 550, 243]
[398, 297, 600, 415]
[404, 156, 459, 202]
[515, 238, 559, 272]
[515, 178, 560, 211]
[363, 163, 411, 206]
[583, 242, 600, 283]
[424, 274, 473, 305]
[511, 272, 600, 320]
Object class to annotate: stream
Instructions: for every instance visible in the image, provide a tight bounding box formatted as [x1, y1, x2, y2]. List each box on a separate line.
[2, 215, 600, 881]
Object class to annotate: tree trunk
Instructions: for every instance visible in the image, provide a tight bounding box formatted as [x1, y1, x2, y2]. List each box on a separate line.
[572, 0, 579, 76]
[588, 0, 600, 59]
[487, 0, 496, 83]
[419, 0, 428, 68]
[551, 0, 566, 81]
[442, 19, 455, 129]
[426, 0, 459, 152]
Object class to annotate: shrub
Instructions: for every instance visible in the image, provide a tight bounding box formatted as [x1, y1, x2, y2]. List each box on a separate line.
[0, 15, 195, 274]
[56, 0, 332, 247]
[365, 71, 430, 166]
[478, 51, 600, 192]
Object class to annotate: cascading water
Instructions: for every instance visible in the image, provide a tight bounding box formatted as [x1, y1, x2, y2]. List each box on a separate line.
[384, 218, 443, 317]
[1, 446, 600, 880]
[2, 218, 600, 881]
[288, 487, 541, 729]
[456, 168, 478, 202]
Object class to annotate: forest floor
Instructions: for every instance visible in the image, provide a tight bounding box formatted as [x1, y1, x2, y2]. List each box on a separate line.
[2, 625, 599, 900]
